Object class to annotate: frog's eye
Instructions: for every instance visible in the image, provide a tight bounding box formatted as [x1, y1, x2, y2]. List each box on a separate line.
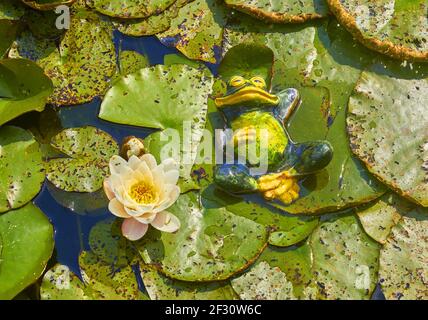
[229, 76, 246, 87]
[250, 77, 266, 88]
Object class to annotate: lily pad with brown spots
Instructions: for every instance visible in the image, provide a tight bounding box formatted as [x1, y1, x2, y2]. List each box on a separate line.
[136, 192, 268, 282]
[327, 0, 428, 61]
[46, 126, 119, 193]
[379, 207, 428, 300]
[0, 126, 45, 213]
[89, 0, 177, 19]
[347, 69, 428, 207]
[224, 0, 328, 24]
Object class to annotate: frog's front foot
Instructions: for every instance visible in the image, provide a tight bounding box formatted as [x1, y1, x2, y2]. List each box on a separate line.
[258, 170, 300, 204]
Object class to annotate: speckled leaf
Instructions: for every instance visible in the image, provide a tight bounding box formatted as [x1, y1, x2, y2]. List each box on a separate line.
[0, 0, 25, 20]
[89, 218, 138, 267]
[256, 243, 316, 299]
[157, 0, 228, 64]
[310, 213, 380, 300]
[46, 126, 119, 193]
[357, 193, 411, 244]
[0, 203, 54, 299]
[89, 0, 176, 18]
[327, 0, 428, 61]
[203, 186, 319, 247]
[224, 0, 328, 24]
[270, 21, 386, 214]
[0, 126, 45, 213]
[136, 192, 268, 282]
[10, 10, 117, 105]
[40, 264, 90, 300]
[118, 50, 148, 75]
[379, 208, 428, 300]
[140, 264, 238, 300]
[231, 261, 296, 300]
[347, 70, 428, 207]
[22, 0, 76, 10]
[0, 58, 53, 126]
[99, 64, 213, 181]
[78, 251, 147, 300]
[114, 0, 191, 37]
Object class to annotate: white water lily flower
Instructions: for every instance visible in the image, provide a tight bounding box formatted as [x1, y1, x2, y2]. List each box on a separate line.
[103, 154, 181, 241]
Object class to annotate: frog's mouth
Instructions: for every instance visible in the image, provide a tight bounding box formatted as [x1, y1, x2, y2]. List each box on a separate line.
[215, 86, 279, 108]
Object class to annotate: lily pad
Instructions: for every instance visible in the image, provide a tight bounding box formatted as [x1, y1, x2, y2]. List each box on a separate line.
[114, 0, 191, 37]
[89, 0, 177, 19]
[0, 58, 53, 126]
[0, 126, 45, 213]
[379, 208, 428, 300]
[99, 64, 213, 181]
[356, 193, 411, 244]
[22, 0, 76, 10]
[0, 203, 54, 299]
[0, 0, 25, 20]
[347, 69, 428, 207]
[10, 10, 117, 105]
[118, 50, 149, 75]
[327, 0, 428, 61]
[140, 264, 238, 300]
[157, 0, 229, 64]
[0, 20, 19, 58]
[78, 251, 147, 300]
[231, 261, 296, 300]
[203, 186, 319, 247]
[309, 213, 380, 300]
[46, 126, 119, 193]
[136, 192, 268, 282]
[224, 0, 328, 24]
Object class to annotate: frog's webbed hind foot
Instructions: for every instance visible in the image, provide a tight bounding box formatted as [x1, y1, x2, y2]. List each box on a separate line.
[258, 171, 300, 204]
[287, 141, 333, 176]
[214, 164, 258, 194]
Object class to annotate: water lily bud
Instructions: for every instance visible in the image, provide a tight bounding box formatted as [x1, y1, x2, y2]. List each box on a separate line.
[120, 136, 145, 160]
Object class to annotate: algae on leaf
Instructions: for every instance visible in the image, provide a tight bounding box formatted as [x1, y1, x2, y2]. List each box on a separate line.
[46, 126, 119, 193]
[90, 0, 177, 19]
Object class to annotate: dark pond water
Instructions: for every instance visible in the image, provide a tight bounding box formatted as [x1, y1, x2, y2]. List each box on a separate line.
[31, 31, 385, 300]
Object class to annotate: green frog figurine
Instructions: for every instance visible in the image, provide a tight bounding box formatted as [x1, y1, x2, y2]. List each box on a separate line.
[213, 75, 333, 204]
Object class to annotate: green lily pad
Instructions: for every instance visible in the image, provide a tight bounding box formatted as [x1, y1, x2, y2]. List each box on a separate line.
[0, 203, 54, 299]
[327, 0, 428, 61]
[40, 264, 90, 300]
[356, 193, 411, 244]
[89, 0, 177, 18]
[22, 0, 76, 10]
[157, 0, 228, 63]
[309, 213, 380, 300]
[203, 186, 319, 247]
[136, 192, 268, 282]
[231, 261, 296, 300]
[379, 207, 428, 300]
[347, 69, 428, 207]
[114, 0, 191, 37]
[0, 0, 25, 20]
[224, 0, 328, 24]
[10, 10, 117, 105]
[140, 264, 238, 300]
[46, 126, 119, 193]
[0, 126, 45, 213]
[0, 58, 53, 126]
[78, 251, 147, 300]
[0, 20, 19, 58]
[99, 64, 213, 181]
[89, 218, 137, 268]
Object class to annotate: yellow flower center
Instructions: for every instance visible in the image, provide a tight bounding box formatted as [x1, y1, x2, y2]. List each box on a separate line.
[129, 181, 156, 204]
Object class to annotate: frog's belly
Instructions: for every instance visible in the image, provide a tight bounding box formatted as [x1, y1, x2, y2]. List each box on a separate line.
[230, 111, 288, 167]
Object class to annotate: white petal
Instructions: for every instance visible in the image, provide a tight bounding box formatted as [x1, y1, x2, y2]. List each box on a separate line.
[134, 211, 157, 224]
[121, 218, 148, 241]
[151, 211, 180, 233]
[128, 155, 142, 170]
[108, 198, 130, 218]
[164, 169, 179, 186]
[125, 205, 155, 218]
[136, 161, 153, 185]
[162, 158, 179, 172]
[103, 179, 115, 201]
[151, 165, 166, 189]
[140, 154, 157, 169]
[109, 155, 131, 176]
[154, 185, 180, 213]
